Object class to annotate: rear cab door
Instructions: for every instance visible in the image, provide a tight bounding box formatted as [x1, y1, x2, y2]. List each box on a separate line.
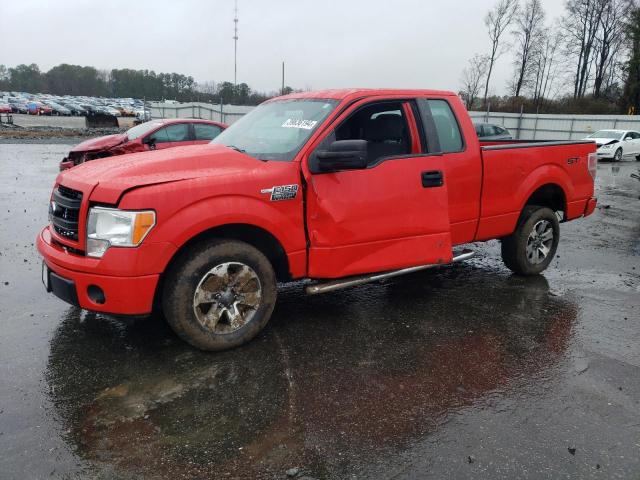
[302, 96, 452, 279]
[414, 96, 483, 245]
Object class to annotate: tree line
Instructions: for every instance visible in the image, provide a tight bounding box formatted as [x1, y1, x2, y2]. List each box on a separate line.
[460, 0, 640, 114]
[0, 63, 292, 105]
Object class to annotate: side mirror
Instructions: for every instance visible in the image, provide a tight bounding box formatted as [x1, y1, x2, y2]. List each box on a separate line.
[311, 140, 368, 173]
[142, 136, 156, 149]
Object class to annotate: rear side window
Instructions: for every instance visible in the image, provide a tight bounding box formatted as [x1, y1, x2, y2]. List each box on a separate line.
[194, 123, 223, 140]
[417, 99, 464, 153]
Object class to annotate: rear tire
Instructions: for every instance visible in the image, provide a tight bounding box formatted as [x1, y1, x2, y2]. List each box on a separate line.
[162, 239, 277, 351]
[501, 206, 560, 276]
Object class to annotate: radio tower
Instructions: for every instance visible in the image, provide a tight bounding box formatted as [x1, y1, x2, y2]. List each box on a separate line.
[233, 0, 239, 87]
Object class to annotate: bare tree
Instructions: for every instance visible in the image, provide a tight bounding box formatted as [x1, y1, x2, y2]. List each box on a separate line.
[531, 28, 563, 108]
[483, 0, 519, 105]
[563, 0, 608, 98]
[593, 0, 631, 97]
[195, 80, 217, 95]
[510, 0, 546, 97]
[460, 54, 491, 108]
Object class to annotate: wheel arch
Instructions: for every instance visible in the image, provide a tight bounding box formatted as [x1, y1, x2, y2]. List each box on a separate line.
[152, 223, 292, 312]
[522, 183, 567, 220]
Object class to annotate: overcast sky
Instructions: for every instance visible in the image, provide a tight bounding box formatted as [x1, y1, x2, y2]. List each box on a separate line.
[0, 0, 567, 95]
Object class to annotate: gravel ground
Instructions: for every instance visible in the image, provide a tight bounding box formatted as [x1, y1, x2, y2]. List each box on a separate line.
[0, 142, 639, 479]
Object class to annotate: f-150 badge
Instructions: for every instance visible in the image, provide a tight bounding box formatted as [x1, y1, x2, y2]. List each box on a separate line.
[260, 184, 299, 201]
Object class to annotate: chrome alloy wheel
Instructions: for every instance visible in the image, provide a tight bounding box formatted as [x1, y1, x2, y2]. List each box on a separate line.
[526, 220, 554, 265]
[192, 262, 262, 333]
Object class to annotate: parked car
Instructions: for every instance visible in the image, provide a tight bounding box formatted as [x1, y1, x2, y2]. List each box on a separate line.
[59, 118, 227, 170]
[474, 122, 512, 140]
[584, 129, 640, 161]
[61, 102, 87, 116]
[135, 109, 151, 122]
[39, 88, 597, 352]
[46, 102, 72, 116]
[26, 101, 53, 115]
[80, 104, 100, 115]
[8, 100, 28, 113]
[0, 103, 12, 113]
[102, 106, 122, 117]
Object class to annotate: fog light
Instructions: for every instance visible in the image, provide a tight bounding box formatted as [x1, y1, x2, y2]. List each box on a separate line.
[87, 285, 105, 304]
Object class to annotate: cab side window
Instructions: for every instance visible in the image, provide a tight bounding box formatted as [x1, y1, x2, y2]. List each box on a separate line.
[333, 102, 411, 164]
[417, 99, 464, 153]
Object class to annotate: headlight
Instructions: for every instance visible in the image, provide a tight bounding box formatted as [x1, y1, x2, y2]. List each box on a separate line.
[600, 144, 613, 149]
[86, 207, 155, 258]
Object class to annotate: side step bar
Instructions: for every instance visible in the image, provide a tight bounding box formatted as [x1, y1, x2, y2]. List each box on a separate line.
[305, 249, 476, 295]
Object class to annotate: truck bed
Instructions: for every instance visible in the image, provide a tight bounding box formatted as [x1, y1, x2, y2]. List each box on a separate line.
[475, 139, 597, 241]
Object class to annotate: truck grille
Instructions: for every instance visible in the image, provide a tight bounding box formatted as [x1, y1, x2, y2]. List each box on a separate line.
[50, 185, 83, 241]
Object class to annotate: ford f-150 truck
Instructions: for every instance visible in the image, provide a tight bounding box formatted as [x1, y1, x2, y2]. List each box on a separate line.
[38, 89, 598, 351]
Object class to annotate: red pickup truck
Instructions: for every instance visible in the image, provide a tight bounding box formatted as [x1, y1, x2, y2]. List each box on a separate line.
[38, 89, 597, 350]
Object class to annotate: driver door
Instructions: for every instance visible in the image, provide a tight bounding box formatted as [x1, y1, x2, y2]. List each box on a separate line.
[304, 99, 452, 278]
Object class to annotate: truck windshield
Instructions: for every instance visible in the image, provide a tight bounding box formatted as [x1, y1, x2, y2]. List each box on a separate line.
[211, 99, 337, 161]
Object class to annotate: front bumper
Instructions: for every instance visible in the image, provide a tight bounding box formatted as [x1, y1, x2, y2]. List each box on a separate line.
[37, 226, 167, 315]
[596, 149, 615, 159]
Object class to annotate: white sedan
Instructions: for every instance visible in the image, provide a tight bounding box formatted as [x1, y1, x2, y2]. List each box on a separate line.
[584, 129, 640, 161]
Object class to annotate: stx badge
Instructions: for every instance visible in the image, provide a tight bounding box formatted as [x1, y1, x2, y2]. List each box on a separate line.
[260, 184, 299, 201]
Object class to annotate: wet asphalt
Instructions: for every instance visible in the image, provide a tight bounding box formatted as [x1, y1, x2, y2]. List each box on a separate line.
[0, 142, 639, 480]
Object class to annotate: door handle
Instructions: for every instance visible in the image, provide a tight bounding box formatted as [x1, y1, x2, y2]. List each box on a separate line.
[421, 170, 444, 188]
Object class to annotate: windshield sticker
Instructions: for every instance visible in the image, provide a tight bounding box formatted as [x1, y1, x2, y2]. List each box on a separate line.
[281, 119, 318, 130]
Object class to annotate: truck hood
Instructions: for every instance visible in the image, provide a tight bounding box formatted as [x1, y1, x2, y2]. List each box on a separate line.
[70, 133, 128, 153]
[57, 144, 262, 204]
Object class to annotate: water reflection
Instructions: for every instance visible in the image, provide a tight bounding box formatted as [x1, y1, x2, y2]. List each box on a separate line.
[46, 266, 577, 478]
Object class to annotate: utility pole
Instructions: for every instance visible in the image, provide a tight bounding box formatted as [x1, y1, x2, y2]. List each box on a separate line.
[281, 61, 285, 95]
[233, 0, 238, 87]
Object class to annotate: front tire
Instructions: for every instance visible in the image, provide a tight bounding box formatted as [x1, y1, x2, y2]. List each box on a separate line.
[501, 206, 560, 276]
[614, 148, 623, 162]
[162, 239, 277, 351]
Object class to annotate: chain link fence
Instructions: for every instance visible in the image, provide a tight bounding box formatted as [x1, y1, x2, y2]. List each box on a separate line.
[147, 102, 640, 139]
[148, 102, 253, 125]
[469, 110, 640, 140]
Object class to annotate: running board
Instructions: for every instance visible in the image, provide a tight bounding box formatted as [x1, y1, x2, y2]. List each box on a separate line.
[305, 249, 476, 295]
